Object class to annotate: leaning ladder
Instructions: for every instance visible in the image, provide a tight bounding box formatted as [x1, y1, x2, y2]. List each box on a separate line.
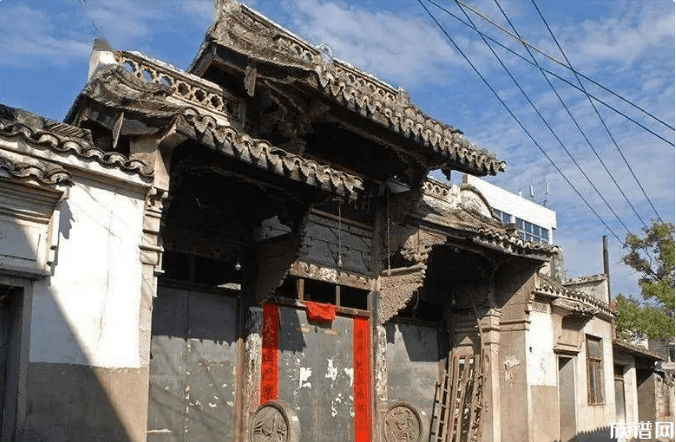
[431, 349, 486, 442]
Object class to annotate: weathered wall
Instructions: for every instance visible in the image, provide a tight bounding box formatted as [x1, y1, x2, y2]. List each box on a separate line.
[384, 321, 438, 436]
[276, 306, 358, 442]
[574, 316, 615, 442]
[29, 178, 146, 367]
[499, 328, 530, 442]
[299, 212, 372, 276]
[613, 351, 640, 436]
[20, 364, 148, 441]
[495, 262, 536, 442]
[564, 274, 609, 304]
[146, 286, 239, 442]
[22, 176, 148, 441]
[526, 308, 559, 441]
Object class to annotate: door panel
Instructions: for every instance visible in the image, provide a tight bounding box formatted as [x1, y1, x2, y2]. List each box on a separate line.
[276, 306, 360, 442]
[148, 287, 239, 442]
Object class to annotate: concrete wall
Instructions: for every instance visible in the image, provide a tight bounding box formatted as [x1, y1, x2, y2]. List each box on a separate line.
[19, 176, 148, 441]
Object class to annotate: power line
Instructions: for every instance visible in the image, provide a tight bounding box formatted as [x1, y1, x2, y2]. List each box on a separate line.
[488, 0, 648, 230]
[79, 0, 100, 34]
[451, 0, 636, 234]
[454, 0, 674, 134]
[531, 0, 664, 223]
[426, 0, 674, 148]
[416, 0, 624, 244]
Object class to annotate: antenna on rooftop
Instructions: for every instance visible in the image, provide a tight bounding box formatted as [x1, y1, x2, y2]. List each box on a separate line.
[543, 176, 550, 208]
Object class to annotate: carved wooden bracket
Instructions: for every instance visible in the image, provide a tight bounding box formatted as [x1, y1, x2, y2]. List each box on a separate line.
[400, 228, 447, 265]
[378, 264, 427, 323]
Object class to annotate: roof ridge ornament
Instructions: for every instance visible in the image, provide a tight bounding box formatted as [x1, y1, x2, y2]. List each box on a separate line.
[88, 37, 117, 81]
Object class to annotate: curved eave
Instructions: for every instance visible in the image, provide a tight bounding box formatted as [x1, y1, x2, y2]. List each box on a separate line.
[472, 227, 557, 260]
[0, 153, 72, 186]
[193, 1, 505, 176]
[0, 106, 153, 180]
[75, 66, 363, 201]
[175, 110, 364, 201]
[533, 282, 616, 319]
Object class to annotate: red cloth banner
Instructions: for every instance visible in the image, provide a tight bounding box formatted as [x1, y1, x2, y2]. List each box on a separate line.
[353, 316, 371, 442]
[305, 301, 336, 322]
[260, 303, 279, 403]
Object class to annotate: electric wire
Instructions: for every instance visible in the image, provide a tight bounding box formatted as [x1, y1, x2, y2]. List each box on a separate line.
[489, 0, 647, 230]
[425, 0, 674, 148]
[79, 0, 100, 34]
[416, 0, 623, 244]
[454, 0, 674, 134]
[453, 0, 634, 234]
[531, 0, 664, 223]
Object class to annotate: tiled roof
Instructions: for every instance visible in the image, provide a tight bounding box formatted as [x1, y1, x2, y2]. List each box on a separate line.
[535, 274, 616, 318]
[614, 339, 666, 361]
[78, 65, 363, 200]
[0, 105, 153, 179]
[421, 178, 558, 258]
[195, 1, 506, 176]
[0, 153, 72, 186]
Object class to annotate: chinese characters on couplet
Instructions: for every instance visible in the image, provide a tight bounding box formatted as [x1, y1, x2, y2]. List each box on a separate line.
[610, 421, 674, 440]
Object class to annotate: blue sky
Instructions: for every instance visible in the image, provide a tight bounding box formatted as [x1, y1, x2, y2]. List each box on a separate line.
[0, 0, 673, 297]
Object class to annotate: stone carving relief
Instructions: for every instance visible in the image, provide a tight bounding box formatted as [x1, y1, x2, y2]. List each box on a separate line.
[250, 401, 300, 442]
[383, 403, 423, 442]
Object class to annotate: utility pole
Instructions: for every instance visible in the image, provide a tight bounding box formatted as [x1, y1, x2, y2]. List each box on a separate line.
[603, 235, 611, 298]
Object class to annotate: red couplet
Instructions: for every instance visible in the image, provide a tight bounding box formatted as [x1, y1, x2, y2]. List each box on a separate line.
[261, 303, 279, 403]
[353, 316, 371, 442]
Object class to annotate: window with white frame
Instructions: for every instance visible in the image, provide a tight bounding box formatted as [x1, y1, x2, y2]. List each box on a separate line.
[515, 217, 549, 244]
[493, 208, 550, 244]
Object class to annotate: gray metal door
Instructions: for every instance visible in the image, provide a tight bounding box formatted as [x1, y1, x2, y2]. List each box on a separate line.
[147, 287, 239, 441]
[275, 305, 359, 442]
[558, 356, 576, 442]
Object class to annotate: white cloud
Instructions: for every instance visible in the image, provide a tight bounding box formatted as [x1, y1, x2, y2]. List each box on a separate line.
[275, 0, 462, 87]
[0, 3, 91, 67]
[0, 0, 215, 68]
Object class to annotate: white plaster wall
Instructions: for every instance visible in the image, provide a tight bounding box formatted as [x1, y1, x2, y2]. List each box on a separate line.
[464, 175, 557, 239]
[526, 310, 557, 386]
[29, 178, 146, 368]
[612, 354, 640, 436]
[573, 316, 616, 432]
